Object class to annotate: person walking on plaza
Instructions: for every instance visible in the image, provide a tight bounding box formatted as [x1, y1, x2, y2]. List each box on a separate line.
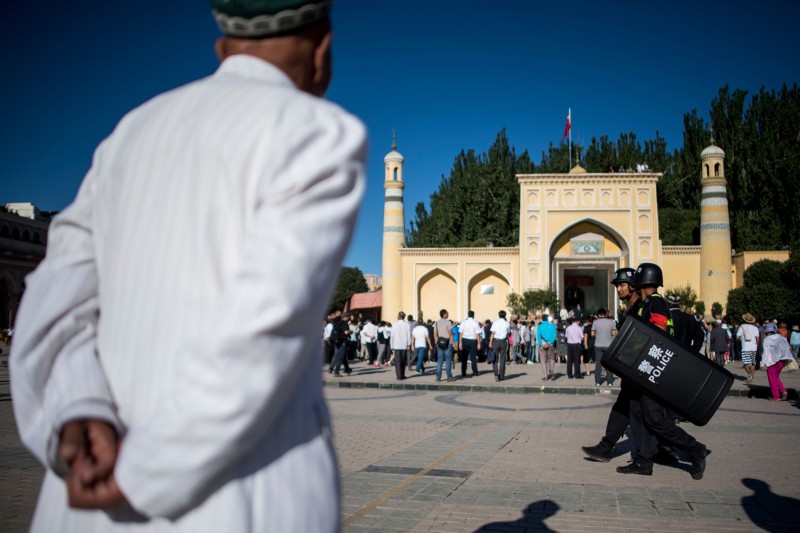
[565, 317, 584, 379]
[391, 312, 412, 380]
[10, 1, 364, 531]
[331, 311, 353, 377]
[537, 316, 557, 380]
[591, 308, 616, 386]
[434, 309, 456, 382]
[622, 263, 708, 479]
[323, 317, 334, 365]
[761, 322, 795, 401]
[482, 319, 493, 364]
[459, 310, 482, 377]
[790, 325, 800, 358]
[737, 314, 760, 383]
[362, 317, 378, 366]
[666, 294, 704, 353]
[489, 310, 511, 381]
[375, 321, 389, 367]
[709, 321, 729, 367]
[583, 268, 676, 467]
[412, 320, 431, 375]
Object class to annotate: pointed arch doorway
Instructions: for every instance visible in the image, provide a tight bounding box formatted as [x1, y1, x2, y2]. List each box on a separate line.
[549, 220, 630, 319]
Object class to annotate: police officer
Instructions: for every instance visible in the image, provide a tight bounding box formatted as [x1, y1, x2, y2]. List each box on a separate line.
[622, 263, 708, 478]
[666, 293, 704, 353]
[582, 268, 678, 466]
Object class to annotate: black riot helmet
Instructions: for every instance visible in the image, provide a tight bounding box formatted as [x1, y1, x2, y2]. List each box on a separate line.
[611, 268, 637, 287]
[636, 262, 663, 288]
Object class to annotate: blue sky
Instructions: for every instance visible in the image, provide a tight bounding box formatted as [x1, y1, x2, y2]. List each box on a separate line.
[2, 1, 798, 277]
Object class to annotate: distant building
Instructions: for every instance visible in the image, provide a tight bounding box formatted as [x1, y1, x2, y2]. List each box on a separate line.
[1, 203, 51, 328]
[363, 273, 382, 292]
[379, 139, 788, 322]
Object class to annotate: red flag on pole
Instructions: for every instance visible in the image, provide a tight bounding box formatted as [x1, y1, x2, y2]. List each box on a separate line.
[562, 109, 571, 139]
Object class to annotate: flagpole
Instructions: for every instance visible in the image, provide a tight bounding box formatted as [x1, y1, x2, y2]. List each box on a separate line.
[568, 107, 572, 171]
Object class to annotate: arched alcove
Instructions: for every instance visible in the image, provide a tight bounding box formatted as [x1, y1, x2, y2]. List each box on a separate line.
[467, 268, 510, 323]
[417, 268, 457, 322]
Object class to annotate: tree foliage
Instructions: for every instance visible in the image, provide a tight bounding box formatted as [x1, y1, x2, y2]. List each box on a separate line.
[407, 129, 534, 247]
[725, 248, 799, 324]
[658, 208, 700, 246]
[695, 301, 706, 316]
[726, 284, 791, 324]
[507, 288, 559, 316]
[406, 85, 800, 251]
[329, 266, 368, 313]
[743, 259, 784, 287]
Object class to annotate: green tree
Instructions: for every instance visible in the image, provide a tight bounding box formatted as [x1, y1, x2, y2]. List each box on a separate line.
[726, 284, 791, 323]
[743, 259, 785, 287]
[522, 287, 559, 315]
[711, 302, 723, 318]
[659, 208, 699, 245]
[329, 266, 368, 313]
[695, 301, 706, 316]
[408, 129, 535, 248]
[506, 292, 525, 315]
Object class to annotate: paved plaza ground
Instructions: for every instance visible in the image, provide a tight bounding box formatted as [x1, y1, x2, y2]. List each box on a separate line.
[2, 346, 800, 532]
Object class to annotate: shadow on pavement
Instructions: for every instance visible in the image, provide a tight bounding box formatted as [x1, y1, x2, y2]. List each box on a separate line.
[475, 500, 559, 532]
[741, 478, 800, 533]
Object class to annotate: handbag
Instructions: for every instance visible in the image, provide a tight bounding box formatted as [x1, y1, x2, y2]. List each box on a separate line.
[437, 336, 450, 349]
[784, 359, 799, 373]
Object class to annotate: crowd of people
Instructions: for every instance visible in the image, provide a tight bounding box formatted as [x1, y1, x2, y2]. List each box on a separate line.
[699, 313, 798, 400]
[319, 305, 629, 386]
[323, 307, 592, 383]
[323, 302, 799, 399]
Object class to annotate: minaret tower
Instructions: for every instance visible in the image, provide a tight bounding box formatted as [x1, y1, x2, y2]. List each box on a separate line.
[699, 133, 732, 315]
[382, 131, 405, 320]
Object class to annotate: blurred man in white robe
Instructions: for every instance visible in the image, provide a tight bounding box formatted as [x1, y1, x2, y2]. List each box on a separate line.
[10, 1, 366, 531]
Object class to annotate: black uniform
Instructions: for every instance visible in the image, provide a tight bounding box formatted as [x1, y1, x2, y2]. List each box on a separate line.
[670, 308, 704, 353]
[628, 292, 706, 472]
[597, 298, 644, 453]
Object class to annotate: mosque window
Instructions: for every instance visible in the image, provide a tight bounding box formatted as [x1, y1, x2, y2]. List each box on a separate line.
[33, 232, 41, 244]
[0, 225, 8, 237]
[12, 227, 20, 239]
[714, 163, 720, 177]
[704, 164, 710, 177]
[22, 230, 31, 242]
[393, 167, 398, 181]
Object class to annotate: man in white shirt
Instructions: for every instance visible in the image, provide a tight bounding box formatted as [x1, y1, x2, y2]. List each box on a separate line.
[10, 2, 364, 531]
[489, 310, 511, 382]
[458, 310, 482, 377]
[323, 318, 334, 365]
[361, 317, 378, 366]
[411, 322, 432, 375]
[737, 313, 760, 383]
[391, 311, 412, 380]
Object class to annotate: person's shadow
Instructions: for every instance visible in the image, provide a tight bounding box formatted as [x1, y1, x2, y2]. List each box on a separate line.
[741, 478, 800, 532]
[475, 500, 559, 532]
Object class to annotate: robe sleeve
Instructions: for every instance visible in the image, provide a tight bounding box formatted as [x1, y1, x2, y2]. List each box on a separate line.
[114, 102, 367, 519]
[10, 140, 124, 476]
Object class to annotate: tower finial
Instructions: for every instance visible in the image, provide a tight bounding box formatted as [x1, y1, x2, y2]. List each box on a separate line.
[391, 128, 397, 151]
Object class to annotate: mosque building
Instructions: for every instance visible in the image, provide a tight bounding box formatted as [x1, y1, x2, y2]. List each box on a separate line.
[376, 138, 788, 322]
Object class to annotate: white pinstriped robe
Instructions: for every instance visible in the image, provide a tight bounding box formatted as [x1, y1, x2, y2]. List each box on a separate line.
[10, 54, 366, 532]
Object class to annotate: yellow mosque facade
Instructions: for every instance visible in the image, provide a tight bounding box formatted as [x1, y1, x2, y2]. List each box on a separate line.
[380, 141, 788, 322]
